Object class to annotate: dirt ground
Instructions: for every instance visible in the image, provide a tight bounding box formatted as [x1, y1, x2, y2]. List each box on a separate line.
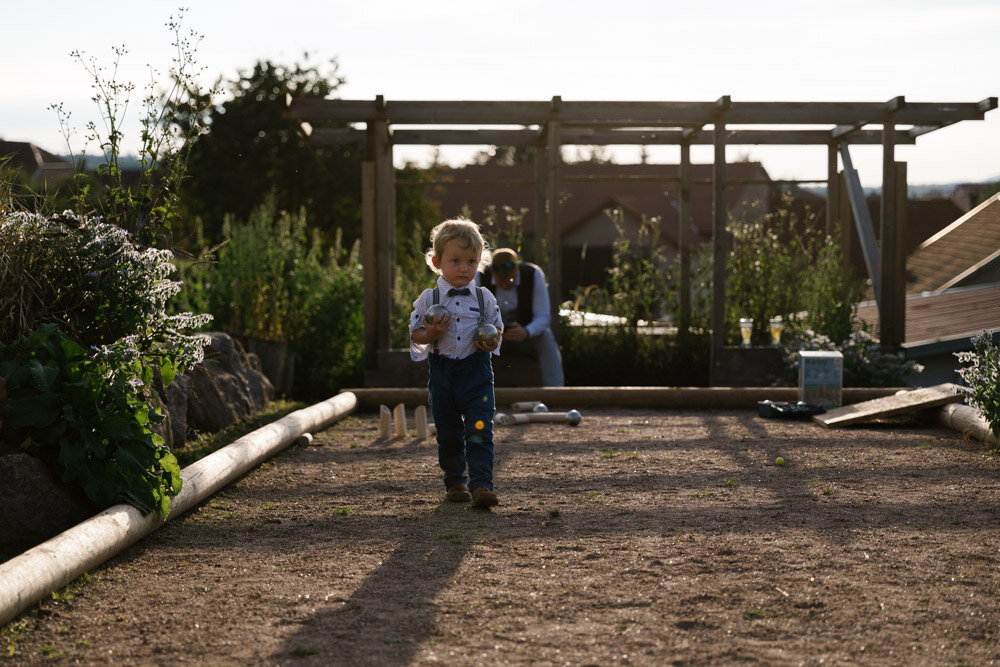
[3, 406, 1000, 666]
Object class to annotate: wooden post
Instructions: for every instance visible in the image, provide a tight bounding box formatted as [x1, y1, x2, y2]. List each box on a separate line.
[838, 170, 853, 277]
[371, 108, 395, 356]
[826, 143, 839, 236]
[361, 161, 378, 368]
[533, 134, 548, 262]
[678, 141, 693, 336]
[892, 161, 907, 345]
[546, 96, 562, 318]
[879, 123, 899, 351]
[710, 119, 729, 382]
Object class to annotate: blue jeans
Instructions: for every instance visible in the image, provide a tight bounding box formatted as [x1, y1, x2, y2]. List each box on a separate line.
[428, 351, 496, 492]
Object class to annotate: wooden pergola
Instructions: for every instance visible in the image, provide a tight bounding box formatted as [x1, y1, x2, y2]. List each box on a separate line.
[285, 95, 997, 385]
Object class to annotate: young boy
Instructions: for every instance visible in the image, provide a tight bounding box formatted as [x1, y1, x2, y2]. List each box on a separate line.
[410, 219, 504, 508]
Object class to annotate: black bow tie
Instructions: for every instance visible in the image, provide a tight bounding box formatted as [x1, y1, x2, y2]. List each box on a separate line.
[447, 287, 471, 296]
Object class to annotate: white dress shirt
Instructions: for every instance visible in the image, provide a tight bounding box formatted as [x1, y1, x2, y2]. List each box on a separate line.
[409, 277, 503, 361]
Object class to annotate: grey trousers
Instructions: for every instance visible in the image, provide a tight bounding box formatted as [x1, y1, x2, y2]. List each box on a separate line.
[503, 328, 565, 387]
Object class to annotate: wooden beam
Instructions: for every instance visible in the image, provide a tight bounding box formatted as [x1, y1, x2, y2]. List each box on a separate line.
[557, 128, 914, 146]
[310, 126, 365, 145]
[831, 123, 866, 140]
[885, 95, 906, 112]
[978, 96, 998, 112]
[287, 98, 996, 127]
[302, 125, 922, 148]
[392, 128, 538, 145]
[839, 144, 881, 298]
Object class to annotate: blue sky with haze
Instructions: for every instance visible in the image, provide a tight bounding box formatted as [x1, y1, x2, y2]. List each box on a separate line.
[3, 0, 997, 186]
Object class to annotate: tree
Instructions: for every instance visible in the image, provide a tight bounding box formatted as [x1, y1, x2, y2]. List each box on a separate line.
[178, 56, 364, 247]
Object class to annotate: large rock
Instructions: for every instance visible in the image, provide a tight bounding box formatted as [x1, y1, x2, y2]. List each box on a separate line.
[185, 333, 275, 434]
[0, 452, 97, 550]
[165, 373, 190, 448]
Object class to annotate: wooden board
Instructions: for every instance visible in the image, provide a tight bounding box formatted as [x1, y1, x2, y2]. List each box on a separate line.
[813, 383, 964, 428]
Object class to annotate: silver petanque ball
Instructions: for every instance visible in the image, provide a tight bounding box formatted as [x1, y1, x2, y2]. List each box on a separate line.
[425, 303, 449, 325]
[566, 409, 582, 426]
[532, 403, 548, 413]
[474, 323, 499, 347]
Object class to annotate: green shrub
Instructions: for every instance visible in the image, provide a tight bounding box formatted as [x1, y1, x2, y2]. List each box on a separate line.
[956, 330, 1000, 438]
[726, 195, 860, 345]
[0, 325, 182, 516]
[0, 211, 210, 374]
[182, 200, 364, 399]
[0, 210, 209, 516]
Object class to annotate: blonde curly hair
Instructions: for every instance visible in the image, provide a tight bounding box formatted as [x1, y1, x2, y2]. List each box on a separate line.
[424, 218, 490, 274]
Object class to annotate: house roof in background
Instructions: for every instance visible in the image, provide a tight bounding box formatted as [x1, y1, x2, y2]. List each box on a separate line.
[857, 282, 1000, 352]
[0, 140, 74, 182]
[424, 161, 770, 247]
[906, 193, 1000, 294]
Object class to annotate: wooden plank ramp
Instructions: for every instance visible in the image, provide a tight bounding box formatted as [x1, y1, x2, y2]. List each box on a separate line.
[812, 383, 964, 428]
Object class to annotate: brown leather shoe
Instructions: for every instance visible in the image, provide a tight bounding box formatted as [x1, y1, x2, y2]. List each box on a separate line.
[471, 486, 499, 508]
[446, 484, 472, 502]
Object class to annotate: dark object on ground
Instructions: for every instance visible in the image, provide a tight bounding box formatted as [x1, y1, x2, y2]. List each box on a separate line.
[757, 400, 826, 419]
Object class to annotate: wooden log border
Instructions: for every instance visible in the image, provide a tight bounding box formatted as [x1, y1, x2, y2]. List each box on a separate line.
[0, 392, 358, 627]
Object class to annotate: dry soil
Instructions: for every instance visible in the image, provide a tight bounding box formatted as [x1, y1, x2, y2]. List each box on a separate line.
[3, 407, 1000, 665]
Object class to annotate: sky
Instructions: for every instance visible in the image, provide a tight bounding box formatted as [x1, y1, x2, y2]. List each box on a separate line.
[3, 0, 998, 187]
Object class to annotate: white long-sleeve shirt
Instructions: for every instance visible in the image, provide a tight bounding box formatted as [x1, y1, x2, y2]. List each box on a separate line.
[409, 277, 504, 361]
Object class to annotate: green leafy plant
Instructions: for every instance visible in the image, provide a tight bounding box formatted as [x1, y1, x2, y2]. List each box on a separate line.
[726, 195, 861, 345]
[182, 199, 364, 398]
[0, 211, 211, 375]
[49, 9, 215, 247]
[0, 325, 181, 516]
[956, 330, 1000, 438]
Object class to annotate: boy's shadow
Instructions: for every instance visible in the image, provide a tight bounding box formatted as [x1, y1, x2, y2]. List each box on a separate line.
[272, 501, 480, 664]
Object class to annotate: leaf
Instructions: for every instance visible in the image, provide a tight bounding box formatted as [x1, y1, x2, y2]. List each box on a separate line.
[27, 359, 60, 393]
[56, 442, 86, 478]
[160, 358, 177, 388]
[7, 394, 62, 429]
[158, 451, 183, 495]
[99, 415, 140, 443]
[114, 442, 153, 480]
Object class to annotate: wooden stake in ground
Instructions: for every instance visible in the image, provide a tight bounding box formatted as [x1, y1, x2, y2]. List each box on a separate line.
[378, 405, 392, 438]
[415, 405, 436, 440]
[812, 383, 963, 427]
[393, 403, 408, 437]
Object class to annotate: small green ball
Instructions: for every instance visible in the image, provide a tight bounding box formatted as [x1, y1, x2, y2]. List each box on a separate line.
[775, 457, 785, 466]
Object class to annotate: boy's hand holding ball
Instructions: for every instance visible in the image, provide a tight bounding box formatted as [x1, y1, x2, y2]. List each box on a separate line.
[423, 304, 451, 340]
[474, 323, 500, 352]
